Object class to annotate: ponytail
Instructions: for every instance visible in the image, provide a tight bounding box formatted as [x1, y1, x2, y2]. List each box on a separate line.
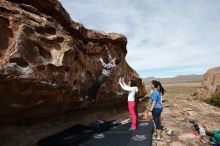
[157, 81, 165, 95]
[151, 80, 166, 95]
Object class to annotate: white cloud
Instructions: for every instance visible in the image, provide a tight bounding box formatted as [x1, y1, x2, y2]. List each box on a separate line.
[60, 0, 220, 77]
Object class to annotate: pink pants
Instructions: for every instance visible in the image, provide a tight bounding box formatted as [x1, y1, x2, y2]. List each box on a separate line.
[128, 101, 137, 129]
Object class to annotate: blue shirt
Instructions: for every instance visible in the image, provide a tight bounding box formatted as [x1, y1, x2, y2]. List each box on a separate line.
[150, 89, 163, 109]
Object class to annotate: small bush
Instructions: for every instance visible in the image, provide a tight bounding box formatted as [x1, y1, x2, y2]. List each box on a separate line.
[205, 92, 220, 107]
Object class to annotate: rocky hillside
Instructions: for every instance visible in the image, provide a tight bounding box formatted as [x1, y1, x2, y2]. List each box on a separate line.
[153, 97, 220, 146]
[0, 0, 145, 125]
[143, 75, 203, 85]
[196, 67, 220, 99]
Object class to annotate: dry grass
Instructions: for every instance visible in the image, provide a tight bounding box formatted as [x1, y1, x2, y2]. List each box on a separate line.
[145, 82, 201, 99]
[163, 82, 201, 98]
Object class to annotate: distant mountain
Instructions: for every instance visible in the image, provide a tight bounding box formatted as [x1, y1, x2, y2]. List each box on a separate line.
[143, 74, 203, 85]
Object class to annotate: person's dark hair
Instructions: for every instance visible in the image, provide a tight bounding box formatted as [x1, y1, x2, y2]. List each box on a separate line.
[130, 80, 137, 87]
[151, 80, 165, 95]
[115, 58, 120, 65]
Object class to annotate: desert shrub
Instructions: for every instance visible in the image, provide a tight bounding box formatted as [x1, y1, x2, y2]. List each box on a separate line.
[204, 92, 220, 107]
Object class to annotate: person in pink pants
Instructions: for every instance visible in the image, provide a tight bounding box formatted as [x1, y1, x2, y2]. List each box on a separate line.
[119, 78, 138, 130]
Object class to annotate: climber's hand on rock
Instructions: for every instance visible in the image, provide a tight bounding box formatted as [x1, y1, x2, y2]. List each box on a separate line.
[99, 58, 103, 62]
[118, 77, 121, 84]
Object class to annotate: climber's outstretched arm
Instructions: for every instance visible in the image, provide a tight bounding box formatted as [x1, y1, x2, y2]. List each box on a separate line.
[104, 45, 113, 62]
[99, 58, 108, 68]
[118, 78, 133, 92]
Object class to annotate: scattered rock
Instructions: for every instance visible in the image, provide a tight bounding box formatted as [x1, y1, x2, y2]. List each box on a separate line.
[153, 141, 167, 146]
[170, 142, 186, 146]
[178, 133, 195, 141]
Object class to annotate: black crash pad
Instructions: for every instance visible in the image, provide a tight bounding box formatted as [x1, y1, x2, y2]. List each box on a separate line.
[38, 121, 154, 146]
[81, 121, 153, 146]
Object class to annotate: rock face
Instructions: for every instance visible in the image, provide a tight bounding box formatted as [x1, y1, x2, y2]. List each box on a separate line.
[196, 67, 220, 99]
[0, 0, 145, 124]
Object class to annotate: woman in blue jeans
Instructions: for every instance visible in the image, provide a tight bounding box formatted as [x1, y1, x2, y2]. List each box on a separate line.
[148, 80, 165, 141]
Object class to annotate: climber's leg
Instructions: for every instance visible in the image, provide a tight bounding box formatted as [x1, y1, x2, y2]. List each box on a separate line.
[88, 74, 107, 100]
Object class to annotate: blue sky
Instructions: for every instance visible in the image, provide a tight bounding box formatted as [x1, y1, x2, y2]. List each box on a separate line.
[60, 0, 220, 78]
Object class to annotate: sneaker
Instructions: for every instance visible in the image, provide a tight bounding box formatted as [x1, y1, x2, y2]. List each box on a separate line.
[166, 130, 175, 136]
[128, 127, 136, 131]
[153, 136, 163, 141]
[161, 125, 167, 131]
[152, 135, 157, 140]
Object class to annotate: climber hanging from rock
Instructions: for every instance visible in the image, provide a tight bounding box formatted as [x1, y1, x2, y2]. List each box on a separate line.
[82, 45, 120, 102]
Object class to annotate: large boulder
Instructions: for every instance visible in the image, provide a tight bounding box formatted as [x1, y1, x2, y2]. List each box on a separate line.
[196, 67, 220, 99]
[0, 0, 145, 124]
